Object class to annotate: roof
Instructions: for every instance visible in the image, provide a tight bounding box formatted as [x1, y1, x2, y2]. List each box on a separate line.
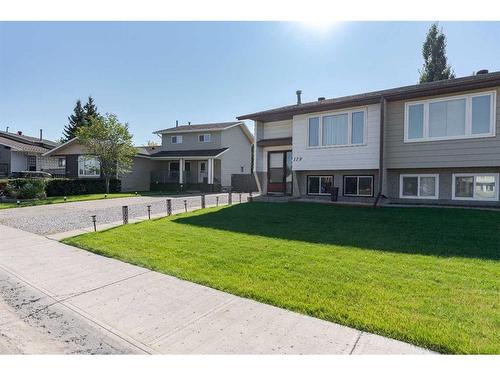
[0, 136, 52, 154]
[0, 130, 58, 148]
[42, 137, 79, 157]
[154, 121, 243, 134]
[150, 148, 229, 158]
[135, 146, 160, 156]
[256, 137, 293, 147]
[238, 71, 500, 122]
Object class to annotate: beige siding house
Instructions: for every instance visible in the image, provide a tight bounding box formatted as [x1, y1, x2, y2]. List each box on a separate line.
[239, 70, 500, 207]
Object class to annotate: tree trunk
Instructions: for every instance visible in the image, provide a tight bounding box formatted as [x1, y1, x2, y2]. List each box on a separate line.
[105, 177, 110, 194]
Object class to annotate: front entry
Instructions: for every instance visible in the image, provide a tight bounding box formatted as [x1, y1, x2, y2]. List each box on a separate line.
[198, 161, 207, 183]
[267, 151, 292, 195]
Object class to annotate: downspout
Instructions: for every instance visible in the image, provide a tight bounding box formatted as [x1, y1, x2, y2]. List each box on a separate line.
[374, 96, 386, 208]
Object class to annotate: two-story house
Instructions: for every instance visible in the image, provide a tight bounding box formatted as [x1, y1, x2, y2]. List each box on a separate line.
[44, 121, 254, 192]
[238, 70, 500, 207]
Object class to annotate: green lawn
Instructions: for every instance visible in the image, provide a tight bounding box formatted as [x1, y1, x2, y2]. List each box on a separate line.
[63, 202, 500, 354]
[0, 191, 175, 209]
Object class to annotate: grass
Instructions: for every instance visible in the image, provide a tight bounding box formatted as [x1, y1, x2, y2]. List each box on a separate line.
[63, 202, 500, 354]
[0, 191, 177, 209]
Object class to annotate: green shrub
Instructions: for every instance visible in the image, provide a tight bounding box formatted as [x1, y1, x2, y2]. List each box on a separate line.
[45, 178, 121, 197]
[5, 178, 47, 199]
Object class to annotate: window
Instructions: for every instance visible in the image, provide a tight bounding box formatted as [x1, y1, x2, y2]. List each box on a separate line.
[322, 114, 348, 146]
[307, 176, 333, 195]
[78, 155, 100, 177]
[308, 117, 319, 146]
[452, 173, 499, 201]
[184, 161, 191, 172]
[399, 174, 439, 199]
[198, 134, 211, 143]
[307, 109, 366, 148]
[58, 157, 66, 168]
[343, 176, 373, 197]
[171, 135, 183, 144]
[405, 91, 496, 142]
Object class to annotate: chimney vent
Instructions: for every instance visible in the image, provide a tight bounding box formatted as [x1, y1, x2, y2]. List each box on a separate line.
[39, 129, 43, 141]
[188, 121, 191, 126]
[176, 120, 178, 127]
[296, 90, 302, 105]
[17, 131, 22, 135]
[476, 69, 489, 75]
[318, 97, 325, 101]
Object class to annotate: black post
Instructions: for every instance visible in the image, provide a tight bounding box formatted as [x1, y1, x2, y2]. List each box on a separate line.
[249, 191, 253, 203]
[166, 199, 172, 216]
[228, 192, 232, 205]
[239, 193, 242, 203]
[201, 194, 206, 209]
[91, 215, 97, 232]
[216, 196, 219, 207]
[122, 206, 129, 224]
[184, 200, 187, 212]
[147, 205, 151, 219]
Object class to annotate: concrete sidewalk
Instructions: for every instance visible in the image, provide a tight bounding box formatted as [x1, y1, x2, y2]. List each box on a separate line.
[0, 224, 433, 354]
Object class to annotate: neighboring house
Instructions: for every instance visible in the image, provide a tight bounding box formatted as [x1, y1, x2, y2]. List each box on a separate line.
[43, 121, 254, 192]
[0, 130, 65, 177]
[238, 70, 500, 207]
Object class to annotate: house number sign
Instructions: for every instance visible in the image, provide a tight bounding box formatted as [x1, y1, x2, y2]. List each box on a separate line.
[293, 156, 303, 162]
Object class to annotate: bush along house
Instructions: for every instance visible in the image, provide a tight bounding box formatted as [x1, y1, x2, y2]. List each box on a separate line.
[43, 121, 254, 193]
[238, 70, 500, 207]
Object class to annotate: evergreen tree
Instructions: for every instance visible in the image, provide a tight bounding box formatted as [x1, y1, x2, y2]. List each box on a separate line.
[62, 100, 86, 141]
[419, 23, 455, 83]
[83, 96, 99, 124]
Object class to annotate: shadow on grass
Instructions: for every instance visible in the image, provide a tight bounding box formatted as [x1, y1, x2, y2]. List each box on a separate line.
[173, 202, 500, 261]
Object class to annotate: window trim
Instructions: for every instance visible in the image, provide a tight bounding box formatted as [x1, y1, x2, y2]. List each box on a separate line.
[399, 174, 439, 199]
[452, 173, 499, 201]
[77, 155, 100, 178]
[171, 135, 183, 144]
[198, 134, 211, 143]
[404, 90, 496, 143]
[343, 175, 374, 197]
[307, 175, 334, 196]
[306, 107, 368, 149]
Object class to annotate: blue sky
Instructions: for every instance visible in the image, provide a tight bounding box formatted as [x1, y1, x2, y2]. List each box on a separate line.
[1, 21, 499, 144]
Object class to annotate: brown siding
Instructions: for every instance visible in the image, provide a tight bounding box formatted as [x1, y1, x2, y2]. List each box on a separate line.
[65, 155, 78, 178]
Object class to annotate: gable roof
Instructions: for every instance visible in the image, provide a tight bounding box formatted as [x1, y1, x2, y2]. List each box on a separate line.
[0, 137, 51, 154]
[237, 71, 500, 122]
[154, 121, 243, 134]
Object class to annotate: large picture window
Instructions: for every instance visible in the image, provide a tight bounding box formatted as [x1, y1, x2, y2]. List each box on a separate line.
[343, 176, 373, 197]
[308, 109, 366, 147]
[307, 176, 333, 195]
[405, 91, 496, 142]
[452, 173, 499, 201]
[399, 174, 439, 199]
[78, 155, 100, 177]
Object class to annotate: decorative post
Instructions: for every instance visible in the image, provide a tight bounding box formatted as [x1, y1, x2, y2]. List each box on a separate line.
[239, 193, 242, 203]
[184, 200, 188, 212]
[147, 205, 151, 220]
[249, 191, 253, 203]
[122, 206, 129, 224]
[91, 215, 97, 232]
[166, 199, 172, 216]
[228, 191, 232, 205]
[216, 196, 219, 207]
[201, 194, 206, 209]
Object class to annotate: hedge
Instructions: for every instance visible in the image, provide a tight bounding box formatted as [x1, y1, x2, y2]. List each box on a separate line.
[45, 178, 121, 197]
[3, 178, 47, 199]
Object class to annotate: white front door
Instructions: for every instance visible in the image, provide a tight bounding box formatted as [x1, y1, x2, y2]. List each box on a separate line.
[198, 161, 207, 183]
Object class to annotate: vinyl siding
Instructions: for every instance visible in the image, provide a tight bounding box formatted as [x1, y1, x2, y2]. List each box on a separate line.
[291, 104, 380, 171]
[385, 87, 500, 168]
[120, 157, 154, 192]
[160, 131, 222, 151]
[219, 125, 253, 186]
[261, 119, 292, 139]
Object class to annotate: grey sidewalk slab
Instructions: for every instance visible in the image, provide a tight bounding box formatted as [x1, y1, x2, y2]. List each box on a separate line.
[0, 224, 433, 354]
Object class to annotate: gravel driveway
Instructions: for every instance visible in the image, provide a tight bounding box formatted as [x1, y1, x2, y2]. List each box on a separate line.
[0, 193, 246, 235]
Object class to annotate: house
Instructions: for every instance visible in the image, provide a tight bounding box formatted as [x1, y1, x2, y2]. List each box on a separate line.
[238, 70, 500, 207]
[42, 121, 254, 192]
[0, 130, 65, 177]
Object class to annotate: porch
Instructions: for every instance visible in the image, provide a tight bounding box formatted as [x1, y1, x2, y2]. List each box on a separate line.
[150, 158, 221, 190]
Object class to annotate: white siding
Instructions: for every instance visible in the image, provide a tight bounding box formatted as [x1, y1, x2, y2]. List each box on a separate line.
[262, 120, 292, 139]
[10, 151, 26, 172]
[291, 104, 380, 171]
